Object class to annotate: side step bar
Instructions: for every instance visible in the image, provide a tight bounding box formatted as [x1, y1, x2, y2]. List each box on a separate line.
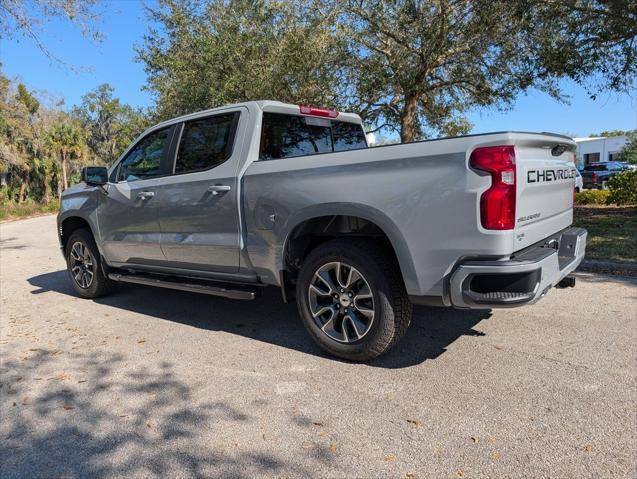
[107, 273, 257, 300]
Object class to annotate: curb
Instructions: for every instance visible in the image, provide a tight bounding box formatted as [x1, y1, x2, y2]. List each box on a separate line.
[577, 259, 637, 277]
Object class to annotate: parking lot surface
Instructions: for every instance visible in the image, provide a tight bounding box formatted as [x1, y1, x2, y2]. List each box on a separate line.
[1, 215, 636, 478]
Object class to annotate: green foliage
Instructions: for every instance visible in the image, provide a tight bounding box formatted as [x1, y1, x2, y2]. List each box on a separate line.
[72, 84, 149, 165]
[616, 136, 637, 165]
[0, 71, 145, 210]
[138, 0, 349, 121]
[575, 189, 611, 205]
[138, 0, 637, 143]
[607, 170, 637, 205]
[16, 84, 40, 115]
[0, 196, 60, 221]
[589, 130, 636, 138]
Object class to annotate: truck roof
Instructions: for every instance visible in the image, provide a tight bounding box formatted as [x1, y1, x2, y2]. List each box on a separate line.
[255, 100, 363, 124]
[151, 100, 363, 132]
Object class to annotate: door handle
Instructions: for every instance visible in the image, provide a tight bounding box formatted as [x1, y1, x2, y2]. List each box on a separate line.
[136, 191, 155, 200]
[207, 185, 231, 196]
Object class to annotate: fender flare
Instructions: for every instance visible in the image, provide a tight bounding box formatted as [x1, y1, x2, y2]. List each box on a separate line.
[279, 202, 419, 293]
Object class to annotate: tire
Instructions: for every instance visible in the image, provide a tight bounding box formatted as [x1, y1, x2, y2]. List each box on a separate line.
[296, 238, 412, 361]
[65, 227, 117, 299]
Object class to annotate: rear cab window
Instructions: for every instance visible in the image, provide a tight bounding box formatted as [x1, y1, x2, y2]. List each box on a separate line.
[259, 112, 367, 160]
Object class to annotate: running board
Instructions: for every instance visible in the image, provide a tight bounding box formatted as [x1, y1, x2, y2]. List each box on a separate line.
[107, 273, 257, 300]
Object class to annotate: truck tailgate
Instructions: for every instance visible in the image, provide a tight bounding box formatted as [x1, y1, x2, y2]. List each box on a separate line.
[513, 137, 577, 250]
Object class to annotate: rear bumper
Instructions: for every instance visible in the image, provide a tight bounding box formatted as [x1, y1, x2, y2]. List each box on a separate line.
[449, 227, 587, 309]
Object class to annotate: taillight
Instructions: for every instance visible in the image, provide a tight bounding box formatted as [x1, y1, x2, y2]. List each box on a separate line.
[592, 173, 598, 183]
[299, 105, 339, 118]
[470, 146, 516, 230]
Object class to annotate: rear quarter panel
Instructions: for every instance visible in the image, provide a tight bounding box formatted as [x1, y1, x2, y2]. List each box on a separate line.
[242, 135, 522, 297]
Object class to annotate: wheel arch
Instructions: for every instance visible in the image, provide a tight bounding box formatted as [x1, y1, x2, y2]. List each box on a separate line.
[279, 203, 419, 298]
[59, 215, 96, 252]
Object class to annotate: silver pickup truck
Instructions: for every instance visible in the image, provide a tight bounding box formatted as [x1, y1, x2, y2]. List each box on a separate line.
[58, 100, 586, 360]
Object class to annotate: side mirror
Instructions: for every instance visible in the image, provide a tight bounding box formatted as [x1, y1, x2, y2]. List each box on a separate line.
[81, 166, 108, 186]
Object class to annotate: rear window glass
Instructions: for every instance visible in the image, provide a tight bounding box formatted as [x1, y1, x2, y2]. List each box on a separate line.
[584, 164, 608, 171]
[259, 113, 367, 160]
[175, 113, 238, 174]
[332, 120, 368, 152]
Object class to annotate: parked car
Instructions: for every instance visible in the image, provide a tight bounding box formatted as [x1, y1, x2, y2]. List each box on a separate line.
[581, 161, 631, 189]
[575, 169, 583, 192]
[57, 101, 586, 361]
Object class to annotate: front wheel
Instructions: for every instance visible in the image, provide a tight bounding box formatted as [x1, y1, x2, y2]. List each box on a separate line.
[65, 228, 117, 299]
[296, 238, 412, 361]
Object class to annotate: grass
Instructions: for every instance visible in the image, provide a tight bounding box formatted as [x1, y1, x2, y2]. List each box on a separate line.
[573, 205, 637, 263]
[0, 200, 59, 222]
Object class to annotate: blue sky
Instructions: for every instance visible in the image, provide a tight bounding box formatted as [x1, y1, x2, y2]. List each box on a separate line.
[2, 0, 636, 138]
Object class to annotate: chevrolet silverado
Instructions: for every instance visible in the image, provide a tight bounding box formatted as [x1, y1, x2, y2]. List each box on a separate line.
[58, 101, 586, 360]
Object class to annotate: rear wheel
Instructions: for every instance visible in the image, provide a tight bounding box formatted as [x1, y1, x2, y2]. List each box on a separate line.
[65, 228, 117, 298]
[296, 238, 412, 361]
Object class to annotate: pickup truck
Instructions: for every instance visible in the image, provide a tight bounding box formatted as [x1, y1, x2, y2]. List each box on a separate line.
[58, 100, 586, 361]
[580, 161, 631, 189]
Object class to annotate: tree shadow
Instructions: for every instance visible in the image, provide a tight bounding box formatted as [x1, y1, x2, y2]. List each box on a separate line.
[27, 270, 492, 369]
[0, 345, 311, 478]
[0, 236, 27, 250]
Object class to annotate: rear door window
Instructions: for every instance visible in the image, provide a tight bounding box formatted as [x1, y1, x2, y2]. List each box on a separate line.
[174, 112, 239, 174]
[259, 113, 367, 160]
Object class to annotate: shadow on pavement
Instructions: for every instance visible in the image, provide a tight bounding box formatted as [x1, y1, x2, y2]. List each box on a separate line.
[0, 346, 309, 478]
[574, 270, 637, 288]
[28, 270, 492, 369]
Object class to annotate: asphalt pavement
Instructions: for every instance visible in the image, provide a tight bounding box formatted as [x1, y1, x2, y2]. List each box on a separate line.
[1, 215, 636, 478]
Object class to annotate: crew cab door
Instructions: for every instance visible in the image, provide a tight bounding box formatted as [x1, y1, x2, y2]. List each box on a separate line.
[155, 110, 243, 272]
[97, 126, 175, 265]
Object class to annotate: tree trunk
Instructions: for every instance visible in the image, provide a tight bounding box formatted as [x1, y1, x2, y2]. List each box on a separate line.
[61, 150, 69, 190]
[43, 172, 52, 203]
[18, 170, 29, 204]
[400, 94, 419, 144]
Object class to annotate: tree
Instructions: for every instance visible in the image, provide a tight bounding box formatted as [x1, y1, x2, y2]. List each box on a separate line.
[590, 130, 637, 138]
[45, 121, 85, 191]
[0, 76, 41, 202]
[137, 0, 349, 121]
[0, 0, 103, 65]
[341, 1, 541, 142]
[138, 1, 636, 143]
[525, 0, 637, 96]
[339, 0, 637, 142]
[72, 84, 149, 165]
[616, 135, 637, 165]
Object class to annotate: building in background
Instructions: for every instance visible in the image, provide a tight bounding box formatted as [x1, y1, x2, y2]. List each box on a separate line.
[573, 135, 630, 167]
